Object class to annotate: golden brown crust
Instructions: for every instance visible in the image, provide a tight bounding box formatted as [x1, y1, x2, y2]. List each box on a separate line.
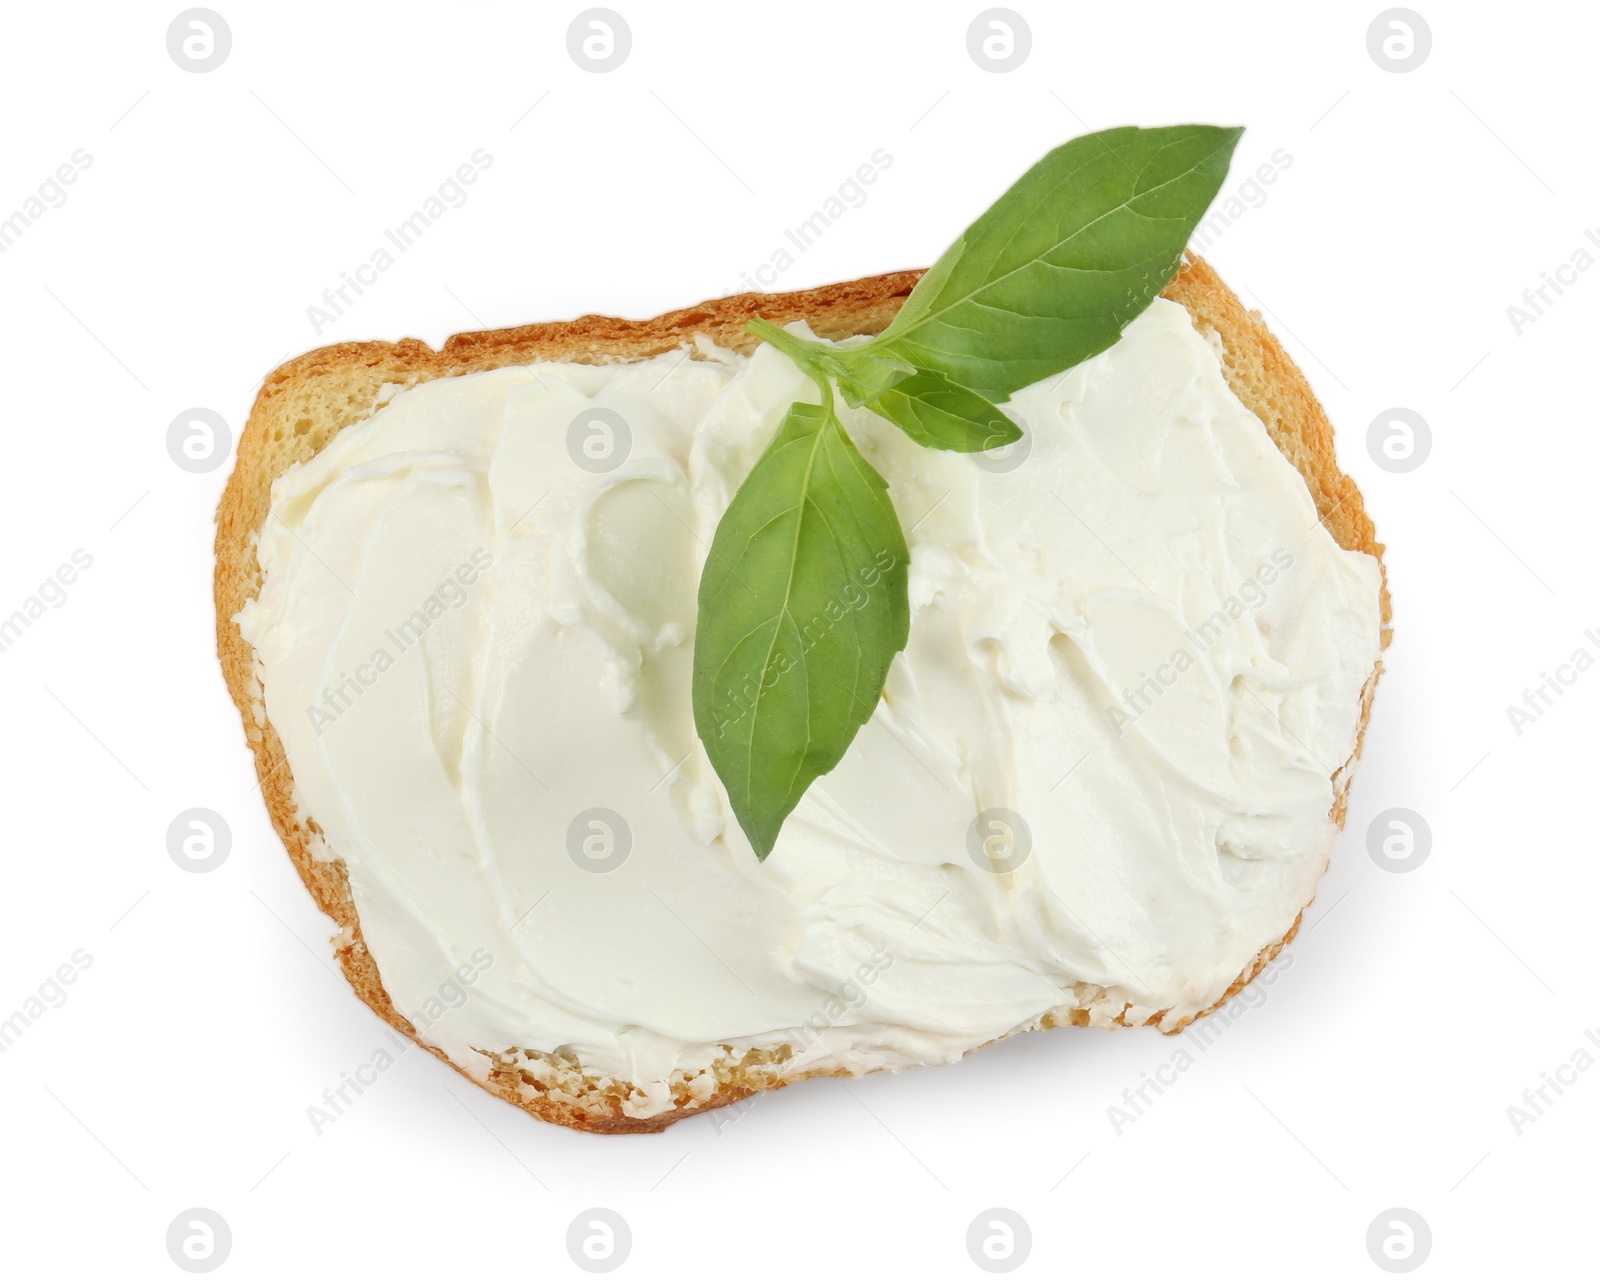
[214, 256, 1387, 1133]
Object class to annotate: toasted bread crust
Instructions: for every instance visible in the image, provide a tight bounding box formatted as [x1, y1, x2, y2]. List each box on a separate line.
[214, 257, 1387, 1133]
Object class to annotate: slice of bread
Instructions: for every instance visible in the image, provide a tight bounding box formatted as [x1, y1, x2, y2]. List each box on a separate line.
[215, 255, 1389, 1133]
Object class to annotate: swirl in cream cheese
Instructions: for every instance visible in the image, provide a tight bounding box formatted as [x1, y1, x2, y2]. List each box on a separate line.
[236, 299, 1383, 1117]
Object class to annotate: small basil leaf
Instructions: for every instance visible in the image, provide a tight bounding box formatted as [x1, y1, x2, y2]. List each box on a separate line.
[824, 347, 916, 408]
[743, 319, 912, 408]
[869, 124, 1242, 401]
[692, 400, 910, 860]
[865, 368, 1020, 453]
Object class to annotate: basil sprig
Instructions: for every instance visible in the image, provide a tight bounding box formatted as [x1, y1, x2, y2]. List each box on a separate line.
[693, 124, 1242, 859]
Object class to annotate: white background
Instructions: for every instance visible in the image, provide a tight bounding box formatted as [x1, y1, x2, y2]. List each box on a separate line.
[1, 1, 1594, 1277]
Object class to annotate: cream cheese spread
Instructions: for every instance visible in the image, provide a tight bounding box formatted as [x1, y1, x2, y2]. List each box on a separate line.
[236, 299, 1383, 1117]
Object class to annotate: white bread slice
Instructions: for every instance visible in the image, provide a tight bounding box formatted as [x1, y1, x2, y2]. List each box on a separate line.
[214, 256, 1389, 1133]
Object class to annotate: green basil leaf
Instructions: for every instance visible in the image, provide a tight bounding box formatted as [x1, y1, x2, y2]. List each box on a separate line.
[692, 400, 910, 859]
[870, 124, 1242, 401]
[696, 124, 1244, 862]
[864, 368, 1020, 453]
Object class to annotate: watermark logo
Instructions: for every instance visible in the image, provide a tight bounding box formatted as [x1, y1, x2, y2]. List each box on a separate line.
[306, 549, 493, 734]
[1365, 1207, 1431, 1273]
[1366, 10, 1431, 73]
[726, 150, 895, 296]
[791, 946, 894, 1052]
[966, 1208, 1031, 1273]
[1366, 408, 1430, 473]
[714, 550, 900, 739]
[1190, 149, 1294, 254]
[567, 808, 632, 873]
[567, 10, 631, 72]
[307, 950, 494, 1135]
[1507, 228, 1600, 336]
[967, 808, 1032, 874]
[693, 959, 901, 1132]
[167, 808, 232, 874]
[1105, 951, 1295, 1134]
[567, 408, 632, 474]
[971, 417, 1030, 473]
[1366, 808, 1430, 874]
[707, 1095, 759, 1135]
[1104, 550, 1293, 736]
[1505, 629, 1600, 735]
[966, 10, 1031, 73]
[567, 1208, 631, 1272]
[0, 548, 94, 658]
[167, 10, 231, 73]
[0, 149, 94, 255]
[168, 408, 231, 473]
[1506, 1023, 1600, 1136]
[166, 1208, 231, 1273]
[0, 948, 94, 1055]
[306, 151, 495, 335]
